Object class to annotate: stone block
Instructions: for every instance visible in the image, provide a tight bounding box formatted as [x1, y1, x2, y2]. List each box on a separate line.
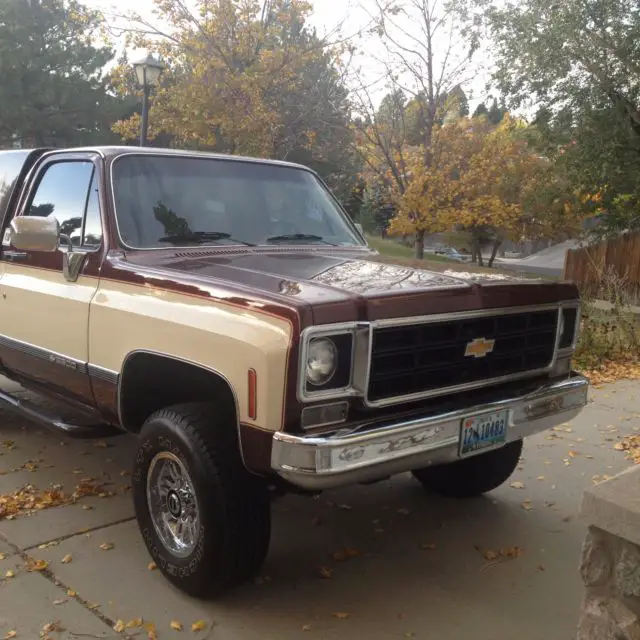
[615, 541, 640, 598]
[580, 466, 640, 547]
[608, 599, 640, 640]
[580, 527, 613, 588]
[578, 595, 618, 640]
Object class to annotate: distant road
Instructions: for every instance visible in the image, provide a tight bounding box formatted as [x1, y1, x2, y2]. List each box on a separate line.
[493, 240, 581, 279]
[494, 260, 564, 278]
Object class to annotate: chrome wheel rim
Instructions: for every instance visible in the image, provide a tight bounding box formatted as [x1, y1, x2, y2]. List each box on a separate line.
[146, 452, 200, 558]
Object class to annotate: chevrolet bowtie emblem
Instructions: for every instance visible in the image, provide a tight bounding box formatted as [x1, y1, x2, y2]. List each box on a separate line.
[464, 337, 496, 358]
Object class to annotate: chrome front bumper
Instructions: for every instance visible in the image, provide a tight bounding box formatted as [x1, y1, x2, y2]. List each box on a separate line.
[271, 373, 589, 490]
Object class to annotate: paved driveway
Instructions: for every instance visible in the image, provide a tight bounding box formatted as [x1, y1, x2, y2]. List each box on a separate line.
[0, 380, 638, 640]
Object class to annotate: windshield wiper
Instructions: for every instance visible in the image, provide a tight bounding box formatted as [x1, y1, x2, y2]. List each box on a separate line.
[159, 231, 256, 246]
[265, 233, 338, 246]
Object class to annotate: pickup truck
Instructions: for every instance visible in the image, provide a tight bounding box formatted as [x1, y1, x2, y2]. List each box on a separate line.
[0, 146, 588, 598]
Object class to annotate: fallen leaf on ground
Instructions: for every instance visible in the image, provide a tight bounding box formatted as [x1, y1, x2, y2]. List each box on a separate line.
[317, 566, 333, 579]
[27, 558, 48, 572]
[4, 569, 14, 578]
[521, 500, 533, 511]
[169, 620, 183, 631]
[509, 481, 525, 489]
[302, 624, 312, 631]
[3, 631, 16, 639]
[42, 621, 64, 634]
[145, 623, 158, 640]
[148, 561, 157, 571]
[332, 612, 351, 619]
[0, 552, 5, 560]
[38, 541, 58, 550]
[126, 618, 143, 628]
[67, 590, 77, 597]
[60, 554, 72, 564]
[478, 546, 523, 563]
[53, 599, 66, 606]
[113, 620, 126, 633]
[536, 476, 545, 481]
[99, 542, 114, 551]
[191, 620, 208, 632]
[568, 450, 579, 458]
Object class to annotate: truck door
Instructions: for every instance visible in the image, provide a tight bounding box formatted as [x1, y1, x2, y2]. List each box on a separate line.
[0, 153, 103, 409]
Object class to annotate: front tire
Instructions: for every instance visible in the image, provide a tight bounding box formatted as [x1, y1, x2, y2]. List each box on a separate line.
[132, 403, 270, 598]
[411, 439, 523, 498]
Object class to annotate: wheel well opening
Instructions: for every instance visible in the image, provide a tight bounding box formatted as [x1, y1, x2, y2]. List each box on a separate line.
[119, 353, 237, 432]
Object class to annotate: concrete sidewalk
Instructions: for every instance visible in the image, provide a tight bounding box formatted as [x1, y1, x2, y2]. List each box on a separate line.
[0, 379, 639, 640]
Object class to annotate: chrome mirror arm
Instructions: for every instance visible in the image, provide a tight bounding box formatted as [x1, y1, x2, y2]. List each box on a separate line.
[58, 233, 85, 283]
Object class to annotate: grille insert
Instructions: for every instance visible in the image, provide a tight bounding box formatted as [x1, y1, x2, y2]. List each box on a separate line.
[368, 310, 558, 402]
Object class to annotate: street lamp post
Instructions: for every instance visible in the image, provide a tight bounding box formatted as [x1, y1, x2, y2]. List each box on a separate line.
[132, 53, 164, 147]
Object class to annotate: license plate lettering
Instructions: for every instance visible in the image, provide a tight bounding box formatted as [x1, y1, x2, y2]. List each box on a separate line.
[459, 410, 509, 457]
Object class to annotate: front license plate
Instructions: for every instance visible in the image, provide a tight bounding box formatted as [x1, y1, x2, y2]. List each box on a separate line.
[459, 410, 509, 457]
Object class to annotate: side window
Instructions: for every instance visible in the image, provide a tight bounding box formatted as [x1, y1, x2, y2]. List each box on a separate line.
[83, 171, 102, 247]
[25, 161, 95, 247]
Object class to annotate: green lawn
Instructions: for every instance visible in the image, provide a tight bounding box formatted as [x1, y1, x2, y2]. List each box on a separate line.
[364, 234, 523, 277]
[365, 235, 455, 263]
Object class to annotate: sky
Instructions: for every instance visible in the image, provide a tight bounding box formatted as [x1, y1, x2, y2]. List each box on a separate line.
[88, 0, 494, 112]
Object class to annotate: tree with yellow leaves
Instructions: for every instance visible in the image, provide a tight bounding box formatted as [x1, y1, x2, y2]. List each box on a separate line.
[352, 0, 484, 257]
[388, 114, 586, 266]
[108, 0, 356, 197]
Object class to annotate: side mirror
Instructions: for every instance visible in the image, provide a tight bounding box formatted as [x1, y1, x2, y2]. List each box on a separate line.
[8, 216, 59, 252]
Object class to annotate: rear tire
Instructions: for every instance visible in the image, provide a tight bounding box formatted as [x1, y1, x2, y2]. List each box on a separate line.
[132, 402, 270, 598]
[411, 439, 523, 498]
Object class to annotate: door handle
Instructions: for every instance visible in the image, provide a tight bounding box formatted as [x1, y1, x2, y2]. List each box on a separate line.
[3, 250, 28, 261]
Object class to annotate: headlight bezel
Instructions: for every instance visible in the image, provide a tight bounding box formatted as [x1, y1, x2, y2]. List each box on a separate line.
[297, 323, 363, 402]
[557, 301, 581, 353]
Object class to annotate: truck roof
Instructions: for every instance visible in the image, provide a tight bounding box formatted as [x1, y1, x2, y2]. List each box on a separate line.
[43, 145, 310, 171]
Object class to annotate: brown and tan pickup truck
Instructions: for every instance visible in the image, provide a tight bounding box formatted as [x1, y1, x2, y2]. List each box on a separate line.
[0, 146, 588, 597]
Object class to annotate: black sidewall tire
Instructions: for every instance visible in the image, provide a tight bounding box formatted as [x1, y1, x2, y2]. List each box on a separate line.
[132, 407, 269, 598]
[412, 439, 524, 498]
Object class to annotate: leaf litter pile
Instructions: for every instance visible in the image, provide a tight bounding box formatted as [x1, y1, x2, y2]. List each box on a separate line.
[615, 435, 640, 464]
[0, 478, 113, 521]
[580, 359, 640, 387]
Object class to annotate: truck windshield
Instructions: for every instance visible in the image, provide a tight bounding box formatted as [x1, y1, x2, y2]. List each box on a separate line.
[111, 154, 365, 249]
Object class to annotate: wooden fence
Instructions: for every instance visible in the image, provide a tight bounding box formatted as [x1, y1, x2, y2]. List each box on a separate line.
[564, 232, 640, 300]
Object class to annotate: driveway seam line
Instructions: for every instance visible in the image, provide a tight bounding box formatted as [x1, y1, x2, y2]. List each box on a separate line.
[0, 527, 134, 638]
[22, 515, 136, 551]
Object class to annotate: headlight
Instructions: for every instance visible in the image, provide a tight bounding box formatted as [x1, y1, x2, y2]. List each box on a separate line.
[306, 338, 338, 386]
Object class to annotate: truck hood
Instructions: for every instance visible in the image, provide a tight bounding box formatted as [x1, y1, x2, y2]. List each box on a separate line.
[123, 247, 578, 324]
